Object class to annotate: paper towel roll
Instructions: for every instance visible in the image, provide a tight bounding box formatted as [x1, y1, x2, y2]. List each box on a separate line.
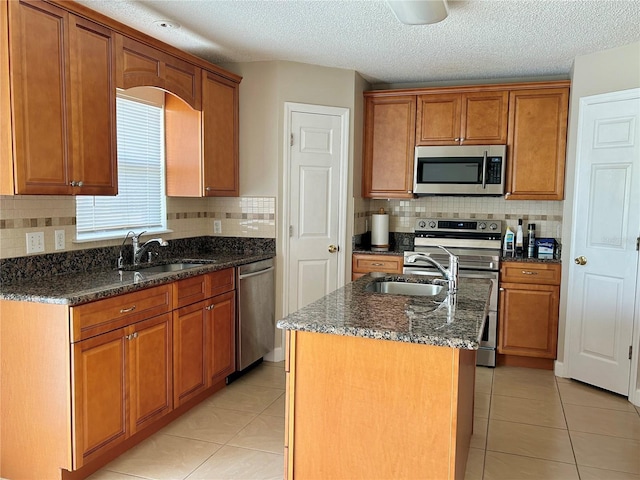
[371, 213, 389, 251]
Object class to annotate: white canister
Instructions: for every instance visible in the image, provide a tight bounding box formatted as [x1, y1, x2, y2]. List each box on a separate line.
[371, 209, 389, 252]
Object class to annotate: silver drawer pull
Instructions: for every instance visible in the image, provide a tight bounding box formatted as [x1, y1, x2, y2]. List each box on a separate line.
[371, 263, 384, 266]
[119, 305, 137, 314]
[205, 304, 215, 311]
[521, 271, 538, 275]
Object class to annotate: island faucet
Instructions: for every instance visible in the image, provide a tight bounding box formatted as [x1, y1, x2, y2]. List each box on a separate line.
[131, 231, 169, 265]
[405, 245, 459, 293]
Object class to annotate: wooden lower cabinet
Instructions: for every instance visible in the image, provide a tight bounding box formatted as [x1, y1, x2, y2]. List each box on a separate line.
[72, 313, 172, 468]
[0, 268, 239, 479]
[498, 262, 561, 364]
[173, 300, 208, 406]
[173, 273, 236, 406]
[207, 290, 236, 384]
[284, 330, 475, 479]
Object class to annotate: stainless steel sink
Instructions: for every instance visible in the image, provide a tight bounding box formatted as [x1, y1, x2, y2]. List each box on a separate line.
[365, 281, 444, 296]
[136, 262, 207, 274]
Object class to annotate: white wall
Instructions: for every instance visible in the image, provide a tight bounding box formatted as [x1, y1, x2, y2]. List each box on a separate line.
[558, 42, 640, 388]
[221, 60, 368, 357]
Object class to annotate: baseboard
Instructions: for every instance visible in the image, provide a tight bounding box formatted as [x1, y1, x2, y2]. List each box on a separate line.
[630, 387, 640, 407]
[264, 346, 284, 363]
[554, 360, 568, 378]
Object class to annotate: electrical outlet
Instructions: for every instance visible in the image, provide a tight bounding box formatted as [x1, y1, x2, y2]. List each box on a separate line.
[55, 230, 65, 250]
[213, 220, 222, 234]
[26, 232, 45, 254]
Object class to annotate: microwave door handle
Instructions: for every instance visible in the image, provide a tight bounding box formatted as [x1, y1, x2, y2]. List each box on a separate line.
[481, 151, 488, 189]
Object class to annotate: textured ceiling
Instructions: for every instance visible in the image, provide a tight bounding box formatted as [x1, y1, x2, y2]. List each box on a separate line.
[76, 0, 640, 84]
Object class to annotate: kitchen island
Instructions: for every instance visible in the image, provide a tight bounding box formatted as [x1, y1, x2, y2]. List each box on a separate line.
[277, 274, 492, 480]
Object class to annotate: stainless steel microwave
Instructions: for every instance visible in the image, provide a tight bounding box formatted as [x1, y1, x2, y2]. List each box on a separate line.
[413, 145, 507, 196]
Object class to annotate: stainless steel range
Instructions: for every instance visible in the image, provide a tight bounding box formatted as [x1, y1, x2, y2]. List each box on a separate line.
[404, 218, 502, 367]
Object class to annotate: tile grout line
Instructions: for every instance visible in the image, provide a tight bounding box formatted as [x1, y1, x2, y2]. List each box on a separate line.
[556, 375, 582, 479]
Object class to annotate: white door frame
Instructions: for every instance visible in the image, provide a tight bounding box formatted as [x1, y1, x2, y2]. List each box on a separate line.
[281, 102, 350, 319]
[564, 88, 640, 406]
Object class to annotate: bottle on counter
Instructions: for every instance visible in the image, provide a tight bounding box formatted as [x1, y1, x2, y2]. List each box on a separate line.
[515, 219, 524, 257]
[527, 223, 536, 258]
[503, 226, 514, 255]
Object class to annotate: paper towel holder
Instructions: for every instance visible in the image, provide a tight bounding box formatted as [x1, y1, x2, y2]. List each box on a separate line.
[371, 208, 390, 252]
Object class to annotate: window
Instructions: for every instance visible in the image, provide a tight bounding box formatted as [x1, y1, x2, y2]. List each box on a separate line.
[76, 94, 167, 241]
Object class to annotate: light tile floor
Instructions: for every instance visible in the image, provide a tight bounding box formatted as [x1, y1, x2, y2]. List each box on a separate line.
[89, 363, 640, 480]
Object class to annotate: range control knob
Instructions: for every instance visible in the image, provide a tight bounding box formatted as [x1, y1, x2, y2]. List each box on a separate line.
[428, 221, 436, 228]
[489, 223, 498, 230]
[418, 220, 427, 229]
[478, 222, 487, 230]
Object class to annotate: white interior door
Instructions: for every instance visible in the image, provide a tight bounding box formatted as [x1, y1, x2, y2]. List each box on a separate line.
[285, 105, 348, 314]
[568, 88, 640, 396]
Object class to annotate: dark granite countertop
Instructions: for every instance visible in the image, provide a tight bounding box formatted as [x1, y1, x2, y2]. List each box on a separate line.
[277, 274, 491, 350]
[353, 248, 403, 256]
[0, 253, 274, 306]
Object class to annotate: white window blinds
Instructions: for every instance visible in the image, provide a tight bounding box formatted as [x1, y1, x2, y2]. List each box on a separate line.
[76, 95, 166, 241]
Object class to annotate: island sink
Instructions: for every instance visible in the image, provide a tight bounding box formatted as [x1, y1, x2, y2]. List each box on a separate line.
[366, 280, 444, 296]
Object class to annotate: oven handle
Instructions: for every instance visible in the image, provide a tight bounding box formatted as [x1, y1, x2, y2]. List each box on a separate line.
[403, 267, 498, 280]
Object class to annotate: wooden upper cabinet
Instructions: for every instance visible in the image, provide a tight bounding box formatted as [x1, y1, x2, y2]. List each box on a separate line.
[68, 15, 117, 195]
[506, 88, 569, 200]
[363, 95, 416, 198]
[116, 34, 202, 110]
[2, 1, 116, 195]
[165, 71, 240, 197]
[416, 91, 508, 146]
[4, 1, 70, 195]
[202, 71, 239, 197]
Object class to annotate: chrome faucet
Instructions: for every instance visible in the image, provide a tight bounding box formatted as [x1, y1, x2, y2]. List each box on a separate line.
[132, 231, 168, 265]
[405, 245, 459, 293]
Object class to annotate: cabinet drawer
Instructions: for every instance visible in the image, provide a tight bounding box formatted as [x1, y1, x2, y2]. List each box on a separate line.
[71, 284, 172, 341]
[352, 254, 403, 274]
[174, 274, 208, 308]
[500, 262, 561, 285]
[208, 268, 235, 297]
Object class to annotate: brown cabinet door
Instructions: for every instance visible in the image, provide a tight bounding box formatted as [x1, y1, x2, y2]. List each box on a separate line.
[68, 15, 117, 195]
[363, 95, 416, 198]
[8, 0, 71, 194]
[207, 290, 236, 384]
[129, 313, 172, 433]
[461, 91, 508, 145]
[202, 70, 239, 196]
[72, 328, 128, 468]
[416, 93, 461, 145]
[116, 35, 201, 109]
[506, 88, 569, 200]
[498, 283, 559, 358]
[173, 300, 208, 406]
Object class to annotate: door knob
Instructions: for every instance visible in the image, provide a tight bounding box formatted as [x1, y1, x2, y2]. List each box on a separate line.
[574, 256, 587, 266]
[328, 245, 339, 253]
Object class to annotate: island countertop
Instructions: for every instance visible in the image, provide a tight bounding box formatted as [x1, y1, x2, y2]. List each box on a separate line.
[277, 274, 492, 350]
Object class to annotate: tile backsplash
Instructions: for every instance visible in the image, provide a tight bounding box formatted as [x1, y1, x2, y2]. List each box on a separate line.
[0, 195, 277, 259]
[356, 197, 563, 240]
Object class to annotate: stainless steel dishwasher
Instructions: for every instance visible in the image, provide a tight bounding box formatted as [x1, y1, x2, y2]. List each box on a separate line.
[236, 258, 275, 372]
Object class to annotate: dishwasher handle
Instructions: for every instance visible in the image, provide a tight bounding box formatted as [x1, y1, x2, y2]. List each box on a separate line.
[238, 266, 274, 280]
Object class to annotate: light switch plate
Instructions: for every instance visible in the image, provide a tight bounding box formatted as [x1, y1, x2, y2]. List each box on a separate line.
[26, 232, 45, 254]
[213, 220, 222, 234]
[55, 230, 65, 250]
